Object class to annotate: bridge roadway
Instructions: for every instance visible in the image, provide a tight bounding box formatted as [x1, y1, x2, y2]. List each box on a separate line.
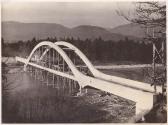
[16, 41, 162, 122]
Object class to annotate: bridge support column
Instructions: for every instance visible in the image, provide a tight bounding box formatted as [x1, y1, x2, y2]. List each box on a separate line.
[30, 66, 32, 76]
[46, 72, 49, 86]
[35, 68, 38, 80]
[52, 74, 55, 88]
[78, 85, 82, 95]
[34, 68, 36, 80]
[24, 65, 27, 72]
[56, 75, 59, 88]
[85, 88, 88, 94]
[69, 79, 72, 94]
[36, 68, 39, 80]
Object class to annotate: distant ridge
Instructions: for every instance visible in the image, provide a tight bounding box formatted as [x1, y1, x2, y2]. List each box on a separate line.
[2, 21, 140, 43]
[108, 23, 147, 38]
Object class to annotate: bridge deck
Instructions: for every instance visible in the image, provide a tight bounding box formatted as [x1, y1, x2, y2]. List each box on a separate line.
[16, 56, 161, 122]
[14, 41, 165, 122]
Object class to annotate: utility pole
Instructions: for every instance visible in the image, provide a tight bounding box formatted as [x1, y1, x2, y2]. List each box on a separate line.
[146, 26, 166, 96]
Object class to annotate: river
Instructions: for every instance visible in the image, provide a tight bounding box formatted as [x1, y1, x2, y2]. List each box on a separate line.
[3, 66, 136, 123]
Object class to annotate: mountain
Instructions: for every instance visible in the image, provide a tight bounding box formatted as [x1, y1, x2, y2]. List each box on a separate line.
[2, 21, 71, 43]
[2, 21, 139, 43]
[108, 23, 146, 38]
[71, 25, 128, 41]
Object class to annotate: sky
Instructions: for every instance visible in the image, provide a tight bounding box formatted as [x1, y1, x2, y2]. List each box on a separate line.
[2, 1, 136, 28]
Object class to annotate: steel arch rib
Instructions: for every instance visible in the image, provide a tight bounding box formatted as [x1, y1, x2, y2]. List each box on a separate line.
[39, 41, 161, 93]
[24, 41, 83, 78]
[39, 41, 98, 76]
[55, 41, 161, 93]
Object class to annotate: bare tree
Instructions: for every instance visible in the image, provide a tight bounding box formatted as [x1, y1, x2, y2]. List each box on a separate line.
[117, 2, 166, 122]
[117, 2, 166, 28]
[117, 1, 166, 86]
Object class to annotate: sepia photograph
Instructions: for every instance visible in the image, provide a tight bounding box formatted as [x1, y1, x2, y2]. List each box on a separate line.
[1, 0, 167, 123]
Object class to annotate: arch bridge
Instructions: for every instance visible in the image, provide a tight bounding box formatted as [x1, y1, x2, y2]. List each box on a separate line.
[16, 41, 162, 122]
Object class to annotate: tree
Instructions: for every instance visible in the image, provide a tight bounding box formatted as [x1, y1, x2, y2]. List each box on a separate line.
[2, 38, 5, 56]
[118, 2, 166, 82]
[2, 37, 5, 47]
[117, 2, 166, 28]
[118, 2, 166, 121]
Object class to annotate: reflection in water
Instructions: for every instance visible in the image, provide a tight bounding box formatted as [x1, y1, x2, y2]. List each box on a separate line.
[3, 67, 135, 123]
[27, 65, 81, 97]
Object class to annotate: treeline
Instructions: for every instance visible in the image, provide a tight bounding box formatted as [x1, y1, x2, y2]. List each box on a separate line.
[2, 37, 152, 63]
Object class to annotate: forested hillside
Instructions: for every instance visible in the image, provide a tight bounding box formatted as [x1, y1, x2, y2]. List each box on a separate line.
[2, 37, 152, 64]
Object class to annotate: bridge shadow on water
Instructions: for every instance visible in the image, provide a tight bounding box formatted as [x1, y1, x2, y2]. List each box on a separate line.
[3, 71, 136, 123]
